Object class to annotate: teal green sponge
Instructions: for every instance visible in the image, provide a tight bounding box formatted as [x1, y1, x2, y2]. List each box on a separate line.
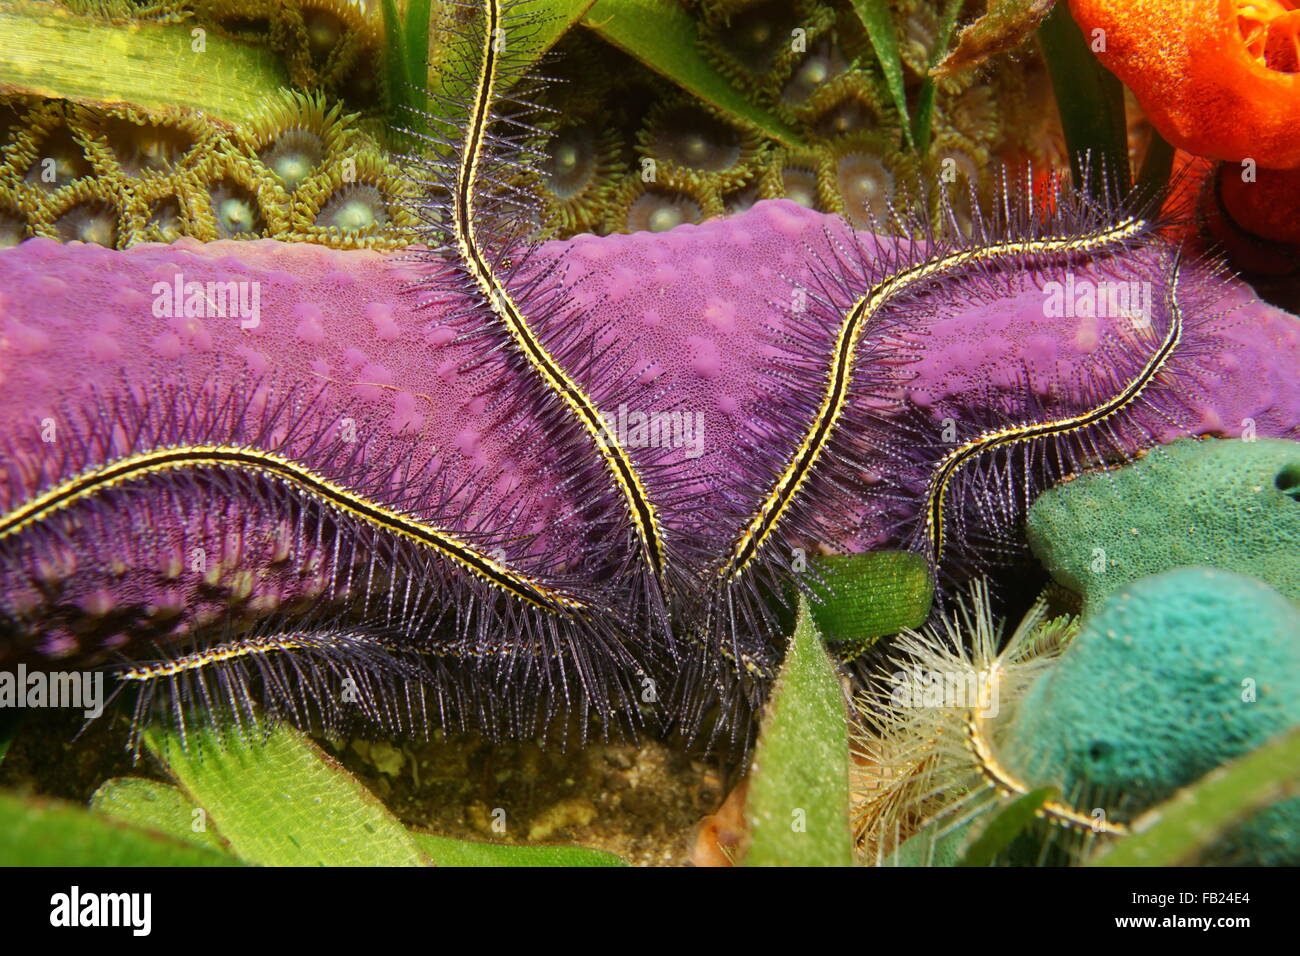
[1001, 568, 1300, 865]
[1026, 438, 1300, 608]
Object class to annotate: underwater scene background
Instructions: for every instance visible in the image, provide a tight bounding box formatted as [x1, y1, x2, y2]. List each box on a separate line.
[0, 0, 1297, 869]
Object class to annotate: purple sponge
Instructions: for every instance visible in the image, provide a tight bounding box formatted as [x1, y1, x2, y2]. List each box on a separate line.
[0, 201, 1296, 733]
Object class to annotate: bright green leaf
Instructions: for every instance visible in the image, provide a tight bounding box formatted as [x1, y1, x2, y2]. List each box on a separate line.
[411, 831, 628, 867]
[405, 0, 433, 88]
[745, 599, 853, 867]
[393, 0, 590, 143]
[146, 724, 430, 867]
[890, 818, 972, 866]
[911, 0, 964, 153]
[91, 777, 230, 854]
[519, 0, 600, 63]
[0, 791, 241, 867]
[382, 0, 416, 125]
[851, 0, 912, 149]
[0, 1, 289, 130]
[582, 0, 803, 146]
[957, 786, 1057, 867]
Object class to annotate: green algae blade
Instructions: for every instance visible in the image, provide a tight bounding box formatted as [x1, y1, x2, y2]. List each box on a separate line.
[0, 0, 289, 130]
[582, 0, 804, 147]
[805, 550, 934, 661]
[1038, 1, 1129, 202]
[744, 598, 854, 867]
[411, 831, 627, 867]
[911, 0, 964, 153]
[415, 0, 594, 99]
[525, 0, 601, 60]
[850, 0, 912, 149]
[890, 818, 971, 867]
[89, 773, 624, 867]
[91, 777, 231, 854]
[404, 0, 595, 145]
[145, 724, 430, 867]
[0, 790, 241, 866]
[1135, 127, 1175, 207]
[1088, 725, 1300, 868]
[382, 0, 430, 134]
[957, 786, 1057, 867]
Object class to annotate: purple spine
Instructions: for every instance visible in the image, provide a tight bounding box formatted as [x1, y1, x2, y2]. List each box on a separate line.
[1, 200, 1297, 666]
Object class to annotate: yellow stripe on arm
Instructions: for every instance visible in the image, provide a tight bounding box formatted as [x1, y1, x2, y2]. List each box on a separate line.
[0, 445, 585, 614]
[720, 219, 1150, 582]
[118, 634, 317, 682]
[453, 0, 667, 582]
[922, 253, 1182, 565]
[964, 704, 1129, 835]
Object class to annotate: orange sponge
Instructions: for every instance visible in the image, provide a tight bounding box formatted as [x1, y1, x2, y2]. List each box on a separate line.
[1220, 163, 1300, 244]
[1070, 0, 1300, 168]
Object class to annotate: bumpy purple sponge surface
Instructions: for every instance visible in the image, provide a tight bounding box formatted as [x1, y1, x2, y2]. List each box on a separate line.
[1, 201, 1297, 668]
